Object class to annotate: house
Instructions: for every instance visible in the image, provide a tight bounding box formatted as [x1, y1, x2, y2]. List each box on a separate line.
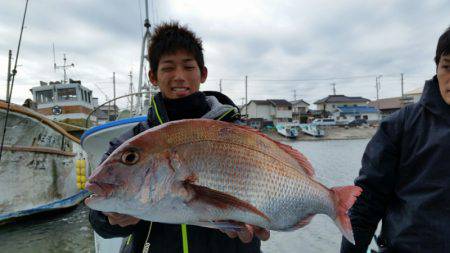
[290, 99, 310, 122]
[243, 99, 292, 123]
[368, 97, 402, 117]
[333, 105, 380, 123]
[314, 95, 370, 113]
[268, 99, 292, 123]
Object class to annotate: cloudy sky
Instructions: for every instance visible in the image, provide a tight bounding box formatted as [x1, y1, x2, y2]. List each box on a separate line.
[0, 0, 448, 108]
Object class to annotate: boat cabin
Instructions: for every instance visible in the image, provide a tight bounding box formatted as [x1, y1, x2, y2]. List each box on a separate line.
[30, 79, 96, 126]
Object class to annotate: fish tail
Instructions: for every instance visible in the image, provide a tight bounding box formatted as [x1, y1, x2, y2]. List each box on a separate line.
[330, 185, 362, 244]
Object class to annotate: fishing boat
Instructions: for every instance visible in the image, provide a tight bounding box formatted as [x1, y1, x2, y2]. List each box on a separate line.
[0, 100, 90, 224]
[29, 78, 96, 138]
[298, 123, 325, 137]
[275, 122, 299, 139]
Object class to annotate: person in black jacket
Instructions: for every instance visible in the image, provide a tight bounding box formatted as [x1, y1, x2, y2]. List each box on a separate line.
[341, 27, 450, 253]
[88, 21, 269, 253]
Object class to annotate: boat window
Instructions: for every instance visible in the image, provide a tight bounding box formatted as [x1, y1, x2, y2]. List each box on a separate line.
[81, 89, 85, 101]
[36, 90, 54, 104]
[58, 88, 77, 101]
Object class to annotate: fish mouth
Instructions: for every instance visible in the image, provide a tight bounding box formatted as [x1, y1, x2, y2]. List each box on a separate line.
[85, 181, 117, 199]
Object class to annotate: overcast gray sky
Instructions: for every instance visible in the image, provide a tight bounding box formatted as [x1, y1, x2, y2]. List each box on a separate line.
[0, 0, 448, 108]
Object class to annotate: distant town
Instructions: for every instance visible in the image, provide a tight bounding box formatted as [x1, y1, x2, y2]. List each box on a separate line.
[240, 87, 422, 130]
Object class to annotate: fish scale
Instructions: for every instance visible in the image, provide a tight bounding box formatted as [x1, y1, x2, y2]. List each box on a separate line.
[173, 140, 332, 230]
[86, 119, 362, 244]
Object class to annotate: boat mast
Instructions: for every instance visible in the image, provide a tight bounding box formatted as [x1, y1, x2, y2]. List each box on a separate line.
[0, 0, 30, 161]
[137, 0, 151, 115]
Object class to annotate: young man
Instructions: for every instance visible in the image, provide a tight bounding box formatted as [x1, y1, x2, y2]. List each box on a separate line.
[340, 27, 450, 252]
[88, 22, 268, 253]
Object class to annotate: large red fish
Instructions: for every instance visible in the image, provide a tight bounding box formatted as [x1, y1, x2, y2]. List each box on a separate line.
[85, 119, 362, 243]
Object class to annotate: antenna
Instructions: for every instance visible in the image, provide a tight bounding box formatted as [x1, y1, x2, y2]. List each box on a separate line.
[53, 46, 75, 84]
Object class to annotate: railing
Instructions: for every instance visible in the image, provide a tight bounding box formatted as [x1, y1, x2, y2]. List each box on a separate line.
[85, 91, 153, 128]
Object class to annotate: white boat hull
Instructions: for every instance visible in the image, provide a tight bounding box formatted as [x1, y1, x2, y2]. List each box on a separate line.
[275, 123, 299, 138]
[0, 101, 89, 223]
[81, 116, 147, 253]
[299, 123, 325, 137]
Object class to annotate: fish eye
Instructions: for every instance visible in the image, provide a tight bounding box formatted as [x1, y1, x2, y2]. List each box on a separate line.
[121, 150, 139, 165]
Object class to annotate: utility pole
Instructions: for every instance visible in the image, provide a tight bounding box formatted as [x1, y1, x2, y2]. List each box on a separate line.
[293, 89, 297, 101]
[331, 83, 336, 95]
[401, 73, 404, 98]
[376, 75, 382, 121]
[219, 79, 222, 93]
[6, 50, 12, 101]
[113, 72, 117, 120]
[240, 97, 246, 116]
[375, 75, 382, 102]
[129, 71, 134, 116]
[245, 76, 248, 116]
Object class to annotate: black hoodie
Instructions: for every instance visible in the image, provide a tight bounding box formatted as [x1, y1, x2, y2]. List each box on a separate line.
[341, 76, 450, 253]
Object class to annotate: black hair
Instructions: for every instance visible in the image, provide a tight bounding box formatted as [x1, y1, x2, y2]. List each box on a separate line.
[435, 26, 450, 65]
[148, 21, 204, 76]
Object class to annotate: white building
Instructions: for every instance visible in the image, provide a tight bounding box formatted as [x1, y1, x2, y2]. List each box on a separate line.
[243, 99, 292, 122]
[291, 99, 310, 114]
[290, 99, 310, 122]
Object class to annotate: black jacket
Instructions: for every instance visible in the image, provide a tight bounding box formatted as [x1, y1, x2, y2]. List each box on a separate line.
[341, 76, 450, 253]
[89, 91, 261, 253]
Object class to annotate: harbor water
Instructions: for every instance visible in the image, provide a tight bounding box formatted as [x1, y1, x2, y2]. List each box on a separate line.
[0, 139, 370, 253]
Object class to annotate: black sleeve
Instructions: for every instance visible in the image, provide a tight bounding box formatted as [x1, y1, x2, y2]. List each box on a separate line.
[89, 210, 147, 238]
[340, 111, 404, 252]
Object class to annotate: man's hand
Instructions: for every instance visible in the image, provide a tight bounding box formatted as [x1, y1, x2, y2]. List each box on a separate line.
[221, 224, 270, 243]
[103, 212, 140, 227]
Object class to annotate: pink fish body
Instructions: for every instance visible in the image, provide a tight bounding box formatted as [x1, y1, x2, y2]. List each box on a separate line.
[85, 119, 362, 243]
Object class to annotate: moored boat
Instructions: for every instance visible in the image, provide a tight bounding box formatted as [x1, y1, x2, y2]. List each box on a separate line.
[275, 122, 299, 139]
[299, 123, 325, 137]
[0, 100, 90, 224]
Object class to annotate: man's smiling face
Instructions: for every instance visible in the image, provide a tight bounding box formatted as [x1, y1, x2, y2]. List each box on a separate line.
[150, 50, 207, 99]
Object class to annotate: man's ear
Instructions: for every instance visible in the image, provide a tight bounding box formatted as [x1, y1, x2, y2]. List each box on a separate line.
[200, 66, 208, 83]
[149, 70, 158, 86]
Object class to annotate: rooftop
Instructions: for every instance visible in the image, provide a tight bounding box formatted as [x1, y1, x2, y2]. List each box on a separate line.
[267, 99, 291, 107]
[314, 95, 370, 104]
[290, 99, 310, 106]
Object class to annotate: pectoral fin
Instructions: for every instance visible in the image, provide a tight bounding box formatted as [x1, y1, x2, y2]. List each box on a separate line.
[185, 183, 270, 222]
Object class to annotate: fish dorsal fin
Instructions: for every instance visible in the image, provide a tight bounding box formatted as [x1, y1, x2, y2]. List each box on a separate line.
[273, 141, 315, 177]
[186, 183, 270, 222]
[235, 124, 315, 177]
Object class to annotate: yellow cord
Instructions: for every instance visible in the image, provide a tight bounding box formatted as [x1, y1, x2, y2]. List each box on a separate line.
[181, 224, 189, 253]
